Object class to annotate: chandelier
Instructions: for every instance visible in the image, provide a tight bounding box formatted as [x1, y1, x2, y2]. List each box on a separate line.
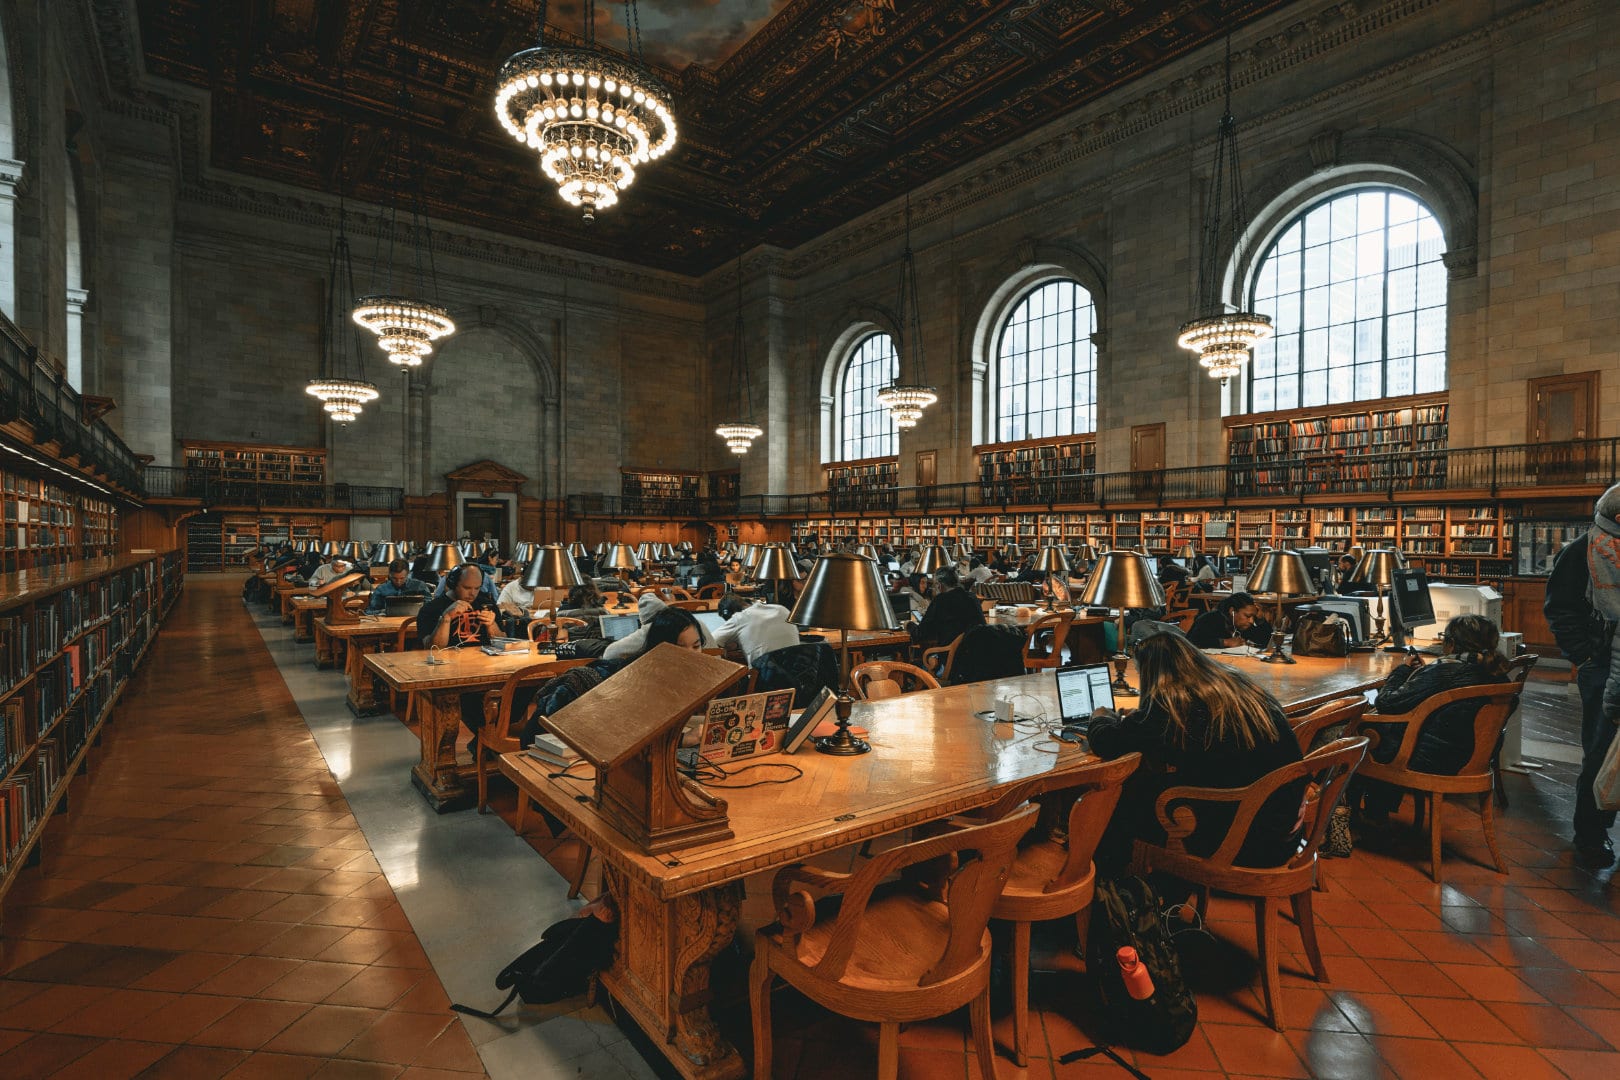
[1177, 35, 1271, 384]
[876, 192, 936, 428]
[353, 82, 455, 368]
[494, 0, 676, 222]
[715, 252, 762, 455]
[306, 71, 377, 424]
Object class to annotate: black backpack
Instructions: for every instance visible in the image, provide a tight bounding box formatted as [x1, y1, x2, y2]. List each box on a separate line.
[450, 915, 617, 1018]
[1086, 876, 1197, 1055]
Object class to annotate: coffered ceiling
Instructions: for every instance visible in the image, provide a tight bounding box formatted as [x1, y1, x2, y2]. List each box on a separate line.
[131, 0, 1301, 274]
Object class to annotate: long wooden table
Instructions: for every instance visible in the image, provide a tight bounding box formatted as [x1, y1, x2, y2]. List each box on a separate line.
[365, 645, 561, 812]
[290, 596, 327, 643]
[317, 615, 413, 710]
[502, 649, 1400, 1080]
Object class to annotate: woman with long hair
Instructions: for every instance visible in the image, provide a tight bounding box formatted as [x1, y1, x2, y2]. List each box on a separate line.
[1087, 631, 1306, 872]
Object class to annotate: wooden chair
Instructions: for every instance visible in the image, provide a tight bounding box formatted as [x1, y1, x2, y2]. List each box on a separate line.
[477, 660, 593, 892]
[1020, 611, 1075, 674]
[1289, 696, 1368, 753]
[751, 804, 1039, 1080]
[387, 618, 419, 724]
[1495, 654, 1539, 807]
[919, 632, 966, 683]
[669, 599, 710, 612]
[1349, 682, 1522, 882]
[696, 583, 726, 599]
[1163, 608, 1198, 633]
[526, 617, 588, 641]
[987, 755, 1140, 1065]
[1132, 737, 1370, 1031]
[1162, 580, 1188, 610]
[661, 585, 695, 601]
[849, 661, 940, 701]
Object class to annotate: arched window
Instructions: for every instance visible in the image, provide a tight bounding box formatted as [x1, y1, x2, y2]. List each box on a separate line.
[994, 280, 1097, 442]
[1246, 188, 1446, 413]
[838, 332, 898, 461]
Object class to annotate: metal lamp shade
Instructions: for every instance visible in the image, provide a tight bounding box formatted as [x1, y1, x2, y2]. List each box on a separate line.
[1248, 549, 1316, 597]
[914, 545, 951, 576]
[320, 541, 338, 558]
[341, 541, 366, 560]
[1350, 548, 1406, 588]
[1074, 543, 1098, 563]
[371, 542, 401, 566]
[1217, 544, 1235, 562]
[789, 554, 898, 632]
[595, 541, 609, 557]
[512, 542, 534, 566]
[753, 544, 804, 583]
[854, 544, 879, 562]
[523, 543, 587, 590]
[950, 543, 970, 562]
[1005, 543, 1023, 562]
[1177, 541, 1200, 561]
[634, 543, 652, 562]
[567, 542, 588, 558]
[1078, 550, 1167, 609]
[602, 543, 641, 573]
[1034, 545, 1071, 574]
[429, 543, 463, 573]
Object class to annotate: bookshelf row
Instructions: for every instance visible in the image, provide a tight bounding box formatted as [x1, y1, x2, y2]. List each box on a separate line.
[621, 470, 702, 502]
[1226, 396, 1449, 495]
[183, 441, 326, 489]
[788, 503, 1511, 579]
[825, 457, 899, 496]
[0, 467, 121, 574]
[976, 436, 1098, 501]
[1, 553, 183, 908]
[186, 513, 326, 572]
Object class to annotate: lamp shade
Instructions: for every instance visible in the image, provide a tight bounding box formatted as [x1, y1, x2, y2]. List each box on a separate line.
[320, 540, 338, 558]
[601, 543, 641, 572]
[567, 541, 588, 558]
[1078, 550, 1167, 609]
[1005, 543, 1023, 561]
[1248, 549, 1316, 597]
[512, 542, 534, 566]
[371, 542, 402, 567]
[1350, 548, 1406, 587]
[595, 541, 609, 557]
[341, 540, 365, 560]
[1177, 541, 1200, 561]
[1034, 544, 1072, 574]
[854, 544, 879, 562]
[753, 543, 803, 583]
[1217, 544, 1235, 561]
[523, 543, 588, 590]
[789, 554, 897, 631]
[1074, 543, 1098, 564]
[950, 543, 970, 562]
[429, 543, 463, 573]
[915, 545, 951, 576]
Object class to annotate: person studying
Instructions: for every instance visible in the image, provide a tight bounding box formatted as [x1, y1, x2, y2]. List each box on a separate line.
[1188, 591, 1273, 650]
[366, 558, 433, 615]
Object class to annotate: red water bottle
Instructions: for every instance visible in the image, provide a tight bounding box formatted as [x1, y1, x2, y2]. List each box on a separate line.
[1117, 946, 1155, 1000]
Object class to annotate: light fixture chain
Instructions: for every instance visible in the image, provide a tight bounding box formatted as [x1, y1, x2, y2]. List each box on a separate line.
[535, 0, 548, 47]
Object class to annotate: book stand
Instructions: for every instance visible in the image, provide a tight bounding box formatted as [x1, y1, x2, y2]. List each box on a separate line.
[315, 572, 366, 627]
[544, 644, 742, 854]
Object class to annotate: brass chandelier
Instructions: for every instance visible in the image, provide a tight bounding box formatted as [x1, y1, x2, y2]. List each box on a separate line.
[1177, 35, 1272, 383]
[494, 0, 677, 222]
[876, 192, 936, 428]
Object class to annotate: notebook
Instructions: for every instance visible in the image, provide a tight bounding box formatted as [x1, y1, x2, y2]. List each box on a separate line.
[1056, 664, 1115, 730]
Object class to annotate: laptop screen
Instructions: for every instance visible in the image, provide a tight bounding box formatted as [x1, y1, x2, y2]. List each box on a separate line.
[384, 596, 425, 617]
[599, 614, 641, 641]
[694, 610, 726, 636]
[1056, 664, 1115, 726]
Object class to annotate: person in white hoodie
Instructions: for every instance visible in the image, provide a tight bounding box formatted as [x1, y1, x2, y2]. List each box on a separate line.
[604, 593, 717, 660]
[712, 595, 801, 666]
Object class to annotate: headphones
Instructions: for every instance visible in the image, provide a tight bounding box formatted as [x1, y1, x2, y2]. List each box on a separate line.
[446, 564, 472, 590]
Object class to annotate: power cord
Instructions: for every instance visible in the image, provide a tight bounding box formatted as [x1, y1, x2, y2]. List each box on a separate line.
[687, 759, 805, 788]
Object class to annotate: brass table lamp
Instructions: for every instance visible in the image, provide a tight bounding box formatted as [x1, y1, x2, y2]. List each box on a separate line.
[524, 543, 587, 639]
[602, 542, 641, 581]
[753, 542, 804, 606]
[788, 553, 897, 756]
[1034, 544, 1072, 612]
[1078, 550, 1166, 694]
[1247, 549, 1316, 664]
[1350, 548, 1408, 650]
[914, 544, 951, 576]
[429, 542, 463, 574]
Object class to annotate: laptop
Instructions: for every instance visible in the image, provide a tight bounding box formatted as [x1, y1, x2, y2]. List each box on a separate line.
[384, 595, 425, 617]
[694, 610, 727, 636]
[1056, 664, 1116, 732]
[598, 613, 641, 641]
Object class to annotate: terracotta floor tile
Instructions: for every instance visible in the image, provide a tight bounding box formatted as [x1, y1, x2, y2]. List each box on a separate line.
[1329, 992, 1439, 1039]
[194, 957, 307, 998]
[338, 1011, 457, 1066]
[1373, 1035, 1483, 1079]
[1566, 1005, 1620, 1051]
[47, 1039, 175, 1080]
[1405, 996, 1520, 1043]
[0, 1031, 103, 1079]
[133, 1044, 252, 1080]
[1202, 1022, 1311, 1077]
[319, 966, 425, 1010]
[406, 1025, 484, 1073]
[389, 977, 452, 1015]
[49, 988, 183, 1039]
[1285, 1029, 1384, 1080]
[0, 983, 119, 1031]
[1363, 958, 1468, 999]
[129, 952, 240, 993]
[189, 999, 314, 1051]
[308, 1059, 408, 1079]
[1482, 1001, 1614, 1051]
[1538, 1046, 1620, 1076]
[221, 1051, 332, 1079]
[396, 1068, 491, 1080]
[1451, 1041, 1572, 1080]
[253, 925, 355, 962]
[123, 993, 243, 1044]
[262, 1004, 387, 1058]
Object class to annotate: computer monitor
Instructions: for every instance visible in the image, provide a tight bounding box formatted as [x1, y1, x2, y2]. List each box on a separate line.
[1311, 597, 1370, 645]
[599, 614, 641, 641]
[1388, 568, 1436, 647]
[1222, 556, 1245, 574]
[694, 610, 727, 636]
[1292, 547, 1334, 589]
[384, 595, 425, 618]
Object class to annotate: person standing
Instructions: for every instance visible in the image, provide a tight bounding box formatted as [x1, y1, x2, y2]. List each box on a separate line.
[1545, 483, 1620, 865]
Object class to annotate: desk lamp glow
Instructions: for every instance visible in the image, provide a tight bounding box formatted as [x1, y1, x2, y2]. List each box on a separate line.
[1077, 549, 1165, 694]
[788, 553, 897, 757]
[1247, 548, 1315, 664]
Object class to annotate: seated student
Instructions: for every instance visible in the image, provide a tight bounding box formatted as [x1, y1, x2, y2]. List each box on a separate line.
[308, 557, 354, 590]
[1188, 592, 1273, 650]
[415, 564, 502, 738]
[713, 595, 801, 666]
[559, 582, 609, 619]
[1156, 554, 1192, 588]
[1190, 555, 1220, 592]
[496, 574, 544, 623]
[724, 558, 747, 587]
[604, 594, 718, 660]
[911, 566, 986, 648]
[966, 557, 995, 587]
[365, 559, 433, 614]
[519, 608, 705, 746]
[1088, 631, 1306, 872]
[1352, 614, 1512, 820]
[693, 552, 726, 591]
[433, 563, 501, 605]
[895, 572, 933, 617]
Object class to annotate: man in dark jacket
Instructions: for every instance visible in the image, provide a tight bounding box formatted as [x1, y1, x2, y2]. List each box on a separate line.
[1545, 508, 1619, 866]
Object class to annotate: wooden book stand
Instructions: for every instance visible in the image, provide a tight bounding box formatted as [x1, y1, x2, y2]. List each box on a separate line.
[315, 571, 366, 626]
[544, 643, 742, 854]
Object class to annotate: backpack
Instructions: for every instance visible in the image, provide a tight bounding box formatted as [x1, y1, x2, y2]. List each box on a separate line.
[242, 575, 270, 604]
[449, 915, 617, 1019]
[1291, 608, 1351, 658]
[1086, 876, 1197, 1055]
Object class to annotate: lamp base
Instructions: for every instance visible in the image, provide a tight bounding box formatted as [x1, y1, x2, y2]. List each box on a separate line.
[815, 694, 871, 756]
[1259, 629, 1295, 664]
[1108, 653, 1137, 696]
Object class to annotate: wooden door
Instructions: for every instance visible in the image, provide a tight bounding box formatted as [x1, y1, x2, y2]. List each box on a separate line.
[1528, 371, 1599, 483]
[1131, 424, 1165, 500]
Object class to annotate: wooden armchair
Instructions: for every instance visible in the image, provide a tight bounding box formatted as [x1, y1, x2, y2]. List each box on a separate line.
[386, 618, 419, 724]
[1289, 696, 1368, 753]
[696, 583, 727, 599]
[668, 599, 711, 612]
[526, 616, 589, 641]
[1163, 608, 1199, 633]
[1495, 654, 1538, 807]
[986, 755, 1140, 1066]
[751, 804, 1039, 1080]
[850, 661, 940, 701]
[1162, 580, 1188, 610]
[919, 632, 966, 683]
[1020, 611, 1075, 674]
[1132, 737, 1369, 1031]
[660, 585, 696, 601]
[1349, 682, 1522, 882]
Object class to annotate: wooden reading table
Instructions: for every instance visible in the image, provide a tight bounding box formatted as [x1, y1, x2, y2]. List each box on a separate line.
[290, 596, 327, 643]
[316, 614, 413, 707]
[364, 644, 561, 812]
[275, 581, 305, 622]
[499, 648, 1398, 1080]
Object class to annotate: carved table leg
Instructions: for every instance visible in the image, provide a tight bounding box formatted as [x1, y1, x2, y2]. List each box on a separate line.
[345, 638, 383, 716]
[670, 883, 745, 1075]
[314, 625, 335, 668]
[294, 608, 314, 643]
[409, 688, 474, 813]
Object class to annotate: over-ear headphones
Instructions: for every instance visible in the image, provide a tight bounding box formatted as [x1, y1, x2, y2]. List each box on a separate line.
[446, 564, 469, 590]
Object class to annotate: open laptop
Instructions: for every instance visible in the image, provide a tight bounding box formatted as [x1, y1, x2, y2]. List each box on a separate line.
[384, 595, 425, 618]
[1056, 663, 1115, 732]
[694, 610, 727, 636]
[598, 613, 641, 641]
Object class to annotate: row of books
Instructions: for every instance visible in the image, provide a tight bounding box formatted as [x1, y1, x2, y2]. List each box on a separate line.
[0, 743, 54, 874]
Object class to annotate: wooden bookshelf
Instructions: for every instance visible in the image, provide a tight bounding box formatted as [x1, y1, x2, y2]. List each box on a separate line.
[183, 441, 326, 503]
[1, 553, 183, 922]
[0, 468, 121, 574]
[824, 457, 898, 506]
[621, 470, 701, 509]
[708, 471, 741, 503]
[1226, 394, 1448, 497]
[185, 513, 326, 572]
[976, 436, 1097, 504]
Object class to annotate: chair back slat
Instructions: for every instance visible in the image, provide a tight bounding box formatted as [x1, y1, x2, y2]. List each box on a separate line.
[1289, 696, 1368, 752]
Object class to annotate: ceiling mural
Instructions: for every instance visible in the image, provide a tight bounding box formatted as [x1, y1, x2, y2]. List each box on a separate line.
[130, 0, 1304, 274]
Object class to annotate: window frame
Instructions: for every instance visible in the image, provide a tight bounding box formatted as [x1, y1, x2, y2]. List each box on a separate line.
[990, 277, 1099, 444]
[835, 331, 900, 463]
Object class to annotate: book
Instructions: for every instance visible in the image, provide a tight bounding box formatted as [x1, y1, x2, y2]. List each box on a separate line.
[527, 732, 578, 767]
[784, 687, 837, 754]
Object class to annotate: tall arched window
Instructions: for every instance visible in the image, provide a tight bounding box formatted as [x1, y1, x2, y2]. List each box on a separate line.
[995, 280, 1097, 442]
[838, 332, 898, 461]
[1246, 187, 1446, 412]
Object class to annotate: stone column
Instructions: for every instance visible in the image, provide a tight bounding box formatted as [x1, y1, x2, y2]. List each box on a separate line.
[0, 158, 22, 322]
[64, 286, 87, 389]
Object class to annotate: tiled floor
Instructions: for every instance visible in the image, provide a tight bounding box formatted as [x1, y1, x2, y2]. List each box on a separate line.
[0, 577, 484, 1079]
[4, 577, 1620, 1079]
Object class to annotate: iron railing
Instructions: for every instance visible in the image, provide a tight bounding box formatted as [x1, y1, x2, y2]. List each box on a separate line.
[566, 437, 1620, 520]
[142, 465, 403, 511]
[0, 314, 147, 497]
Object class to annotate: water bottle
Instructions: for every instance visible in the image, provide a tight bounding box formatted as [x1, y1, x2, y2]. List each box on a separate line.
[1117, 946, 1155, 1000]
